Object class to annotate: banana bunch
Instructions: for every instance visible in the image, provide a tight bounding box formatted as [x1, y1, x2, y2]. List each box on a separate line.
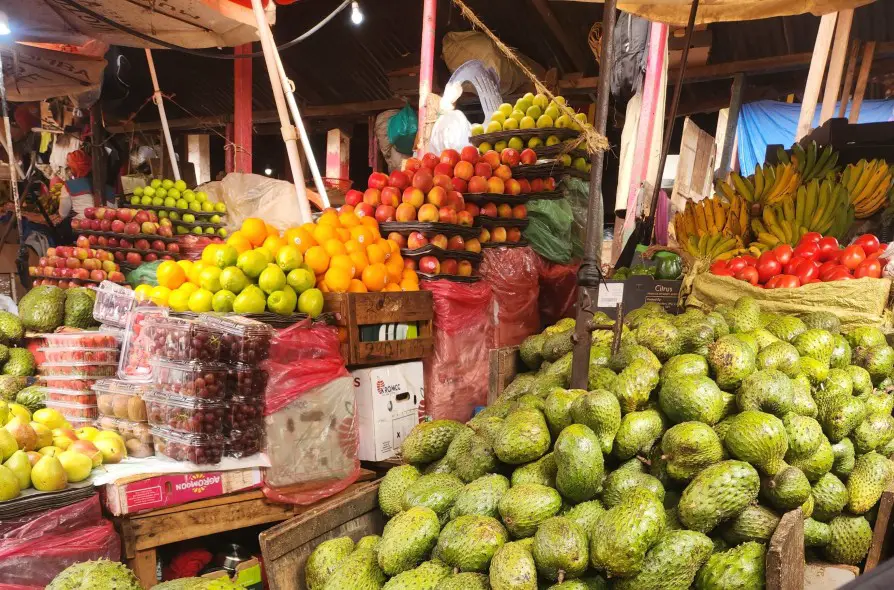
[715, 162, 800, 215]
[673, 195, 749, 246]
[681, 231, 746, 262]
[750, 179, 853, 248]
[784, 141, 840, 182]
[841, 159, 893, 218]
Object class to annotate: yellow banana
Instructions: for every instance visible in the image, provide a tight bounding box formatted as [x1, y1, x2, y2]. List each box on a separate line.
[732, 173, 753, 203]
[694, 203, 708, 236]
[703, 201, 717, 232]
[712, 199, 727, 232]
[757, 232, 780, 247]
[753, 165, 765, 201]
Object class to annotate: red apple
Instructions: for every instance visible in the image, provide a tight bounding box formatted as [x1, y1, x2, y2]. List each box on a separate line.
[82, 259, 99, 271]
[457, 211, 474, 227]
[75, 236, 89, 249]
[460, 146, 480, 164]
[417, 204, 439, 223]
[114, 252, 126, 262]
[134, 211, 150, 224]
[479, 228, 491, 243]
[108, 271, 126, 283]
[440, 149, 461, 168]
[531, 178, 545, 192]
[124, 222, 140, 235]
[95, 207, 108, 220]
[481, 203, 498, 217]
[99, 219, 112, 232]
[375, 205, 396, 223]
[404, 158, 422, 173]
[438, 207, 457, 225]
[345, 189, 364, 207]
[102, 260, 117, 273]
[432, 174, 452, 191]
[447, 235, 465, 250]
[545, 178, 557, 191]
[368, 172, 389, 190]
[395, 203, 417, 222]
[71, 219, 81, 231]
[144, 253, 158, 262]
[492, 227, 508, 243]
[501, 149, 520, 167]
[388, 233, 408, 248]
[119, 239, 132, 248]
[520, 149, 537, 165]
[354, 202, 375, 218]
[89, 269, 107, 282]
[513, 204, 528, 219]
[518, 179, 532, 194]
[151, 240, 166, 251]
[404, 259, 417, 271]
[446, 191, 465, 212]
[135, 239, 150, 250]
[434, 163, 454, 178]
[74, 268, 90, 280]
[494, 165, 512, 181]
[451, 177, 468, 193]
[110, 220, 125, 233]
[421, 153, 440, 171]
[363, 188, 382, 207]
[407, 232, 429, 249]
[454, 161, 475, 181]
[487, 177, 505, 194]
[427, 187, 447, 207]
[388, 170, 409, 191]
[418, 256, 440, 274]
[116, 208, 134, 222]
[107, 237, 119, 248]
[507, 227, 522, 242]
[83, 208, 96, 220]
[440, 259, 459, 275]
[482, 150, 501, 169]
[75, 247, 89, 260]
[158, 226, 174, 238]
[97, 236, 108, 247]
[148, 211, 158, 223]
[381, 186, 401, 207]
[87, 235, 98, 246]
[167, 243, 180, 253]
[430, 234, 448, 249]
[412, 169, 434, 193]
[141, 222, 157, 235]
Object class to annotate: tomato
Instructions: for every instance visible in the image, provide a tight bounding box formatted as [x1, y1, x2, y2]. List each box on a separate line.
[819, 263, 846, 281]
[800, 232, 823, 245]
[735, 266, 760, 286]
[772, 244, 794, 265]
[853, 234, 881, 254]
[840, 244, 866, 270]
[740, 255, 758, 267]
[773, 274, 801, 289]
[756, 252, 782, 284]
[826, 268, 854, 281]
[791, 258, 819, 284]
[710, 260, 729, 274]
[783, 256, 806, 275]
[817, 237, 840, 261]
[727, 258, 748, 274]
[712, 268, 736, 277]
[854, 258, 882, 279]
[793, 242, 820, 260]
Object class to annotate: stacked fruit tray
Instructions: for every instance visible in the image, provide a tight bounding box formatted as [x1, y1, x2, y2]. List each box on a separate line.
[94, 379, 154, 457]
[124, 178, 229, 238]
[29, 245, 127, 287]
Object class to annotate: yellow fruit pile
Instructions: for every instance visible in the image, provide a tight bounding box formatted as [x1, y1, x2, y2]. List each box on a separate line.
[470, 92, 589, 153]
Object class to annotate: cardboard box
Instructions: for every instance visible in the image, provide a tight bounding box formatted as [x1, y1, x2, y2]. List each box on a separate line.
[596, 275, 683, 319]
[102, 468, 263, 516]
[353, 361, 424, 461]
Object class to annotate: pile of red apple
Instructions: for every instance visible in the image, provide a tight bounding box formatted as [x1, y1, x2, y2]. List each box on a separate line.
[71, 206, 181, 266]
[413, 255, 475, 278]
[29, 245, 127, 288]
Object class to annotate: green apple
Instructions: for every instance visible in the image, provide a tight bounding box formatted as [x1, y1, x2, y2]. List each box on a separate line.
[161, 179, 174, 189]
[169, 212, 181, 221]
[155, 187, 167, 199]
[167, 188, 181, 200]
[150, 179, 162, 189]
[210, 215, 221, 224]
[134, 187, 144, 197]
[164, 197, 176, 207]
[205, 227, 216, 235]
[214, 202, 227, 213]
[258, 265, 287, 294]
[219, 266, 249, 294]
[152, 197, 164, 207]
[174, 179, 187, 192]
[192, 226, 203, 235]
[232, 285, 267, 314]
[201, 202, 214, 213]
[195, 191, 208, 204]
[130, 196, 140, 206]
[176, 226, 189, 235]
[140, 196, 152, 206]
[470, 124, 484, 137]
[212, 290, 236, 312]
[189, 201, 202, 212]
[218, 228, 228, 238]
[267, 286, 297, 315]
[176, 199, 188, 209]
[184, 191, 196, 203]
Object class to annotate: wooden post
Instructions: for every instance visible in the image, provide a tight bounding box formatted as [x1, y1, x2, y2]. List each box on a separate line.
[796, 12, 837, 141]
[234, 43, 253, 174]
[850, 41, 876, 124]
[416, 0, 437, 156]
[838, 40, 861, 118]
[89, 102, 106, 206]
[326, 129, 350, 181]
[145, 49, 181, 181]
[716, 73, 745, 178]
[224, 123, 235, 174]
[819, 9, 854, 126]
[187, 134, 211, 185]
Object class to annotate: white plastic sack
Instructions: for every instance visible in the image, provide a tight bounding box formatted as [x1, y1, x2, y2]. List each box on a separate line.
[442, 31, 545, 96]
[197, 173, 306, 231]
[430, 110, 472, 155]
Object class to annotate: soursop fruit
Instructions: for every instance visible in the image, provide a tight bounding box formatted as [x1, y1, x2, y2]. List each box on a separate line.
[823, 515, 873, 565]
[847, 365, 873, 397]
[678, 460, 760, 533]
[756, 341, 801, 377]
[811, 472, 849, 522]
[511, 453, 557, 488]
[378, 506, 441, 575]
[47, 560, 142, 590]
[0, 312, 23, 343]
[306, 537, 354, 589]
[601, 468, 665, 508]
[846, 451, 894, 514]
[761, 465, 811, 511]
[720, 504, 780, 545]
[783, 414, 824, 460]
[520, 333, 546, 369]
[794, 329, 835, 366]
[489, 542, 537, 590]
[727, 296, 761, 334]
[736, 369, 793, 416]
[634, 316, 681, 362]
[790, 438, 835, 483]
[661, 421, 724, 481]
[401, 473, 464, 518]
[554, 424, 604, 503]
[493, 409, 551, 465]
[379, 465, 422, 516]
[611, 359, 660, 414]
[707, 335, 756, 391]
[588, 367, 618, 392]
[694, 542, 765, 590]
[845, 325, 886, 349]
[435, 514, 507, 572]
[799, 357, 829, 385]
[542, 330, 574, 363]
[544, 388, 586, 437]
[18, 285, 65, 333]
[433, 572, 489, 590]
[613, 409, 666, 460]
[609, 344, 661, 373]
[852, 413, 894, 455]
[564, 500, 605, 537]
[803, 311, 840, 334]
[790, 376, 818, 418]
[383, 560, 451, 590]
[723, 411, 788, 476]
[590, 488, 666, 577]
[569, 390, 620, 455]
[613, 529, 713, 590]
[818, 394, 866, 442]
[830, 335, 851, 369]
[498, 484, 562, 538]
[660, 353, 709, 384]
[402, 420, 466, 464]
[767, 315, 807, 343]
[450, 474, 510, 520]
[2, 349, 35, 377]
[532, 517, 589, 582]
[804, 518, 832, 547]
[856, 344, 894, 385]
[659, 375, 726, 426]
[831, 437, 856, 479]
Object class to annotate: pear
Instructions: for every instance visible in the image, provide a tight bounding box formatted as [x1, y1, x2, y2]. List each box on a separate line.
[0, 428, 17, 461]
[31, 455, 67, 491]
[25, 451, 41, 466]
[4, 417, 37, 451]
[0, 464, 20, 501]
[7, 403, 30, 422]
[30, 422, 52, 449]
[58, 450, 93, 482]
[32, 408, 65, 430]
[94, 436, 126, 464]
[0, 400, 8, 425]
[3, 450, 31, 489]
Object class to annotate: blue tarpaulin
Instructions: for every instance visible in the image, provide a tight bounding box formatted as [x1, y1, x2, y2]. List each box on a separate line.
[737, 100, 894, 173]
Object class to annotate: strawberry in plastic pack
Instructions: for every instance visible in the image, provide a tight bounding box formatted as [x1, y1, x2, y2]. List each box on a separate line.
[118, 306, 168, 381]
[38, 347, 119, 364]
[42, 332, 120, 349]
[45, 399, 99, 420]
[39, 376, 102, 392]
[39, 363, 118, 378]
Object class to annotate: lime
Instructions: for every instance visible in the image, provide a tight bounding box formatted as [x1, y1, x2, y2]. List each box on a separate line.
[188, 289, 214, 312]
[233, 285, 267, 314]
[214, 202, 227, 213]
[150, 179, 162, 189]
[258, 265, 287, 294]
[199, 266, 222, 292]
[214, 245, 238, 269]
[168, 288, 191, 312]
[297, 288, 324, 318]
[219, 266, 249, 294]
[255, 248, 273, 265]
[196, 191, 208, 203]
[287, 268, 316, 293]
[237, 250, 268, 279]
[212, 290, 236, 312]
[276, 245, 304, 272]
[174, 179, 187, 192]
[267, 286, 297, 315]
[162, 179, 174, 189]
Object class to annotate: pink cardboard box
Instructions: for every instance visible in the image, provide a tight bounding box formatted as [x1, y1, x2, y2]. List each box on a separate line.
[103, 468, 263, 516]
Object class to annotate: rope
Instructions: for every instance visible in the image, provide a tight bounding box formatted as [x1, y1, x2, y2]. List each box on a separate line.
[450, 0, 609, 155]
[588, 23, 603, 65]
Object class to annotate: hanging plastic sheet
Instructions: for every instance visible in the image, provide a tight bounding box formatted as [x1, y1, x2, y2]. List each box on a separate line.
[525, 198, 574, 264]
[480, 247, 541, 347]
[538, 258, 580, 327]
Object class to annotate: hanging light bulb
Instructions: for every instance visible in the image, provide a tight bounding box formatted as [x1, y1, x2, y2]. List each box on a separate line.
[350, 2, 364, 25]
[0, 12, 10, 36]
[264, 168, 273, 176]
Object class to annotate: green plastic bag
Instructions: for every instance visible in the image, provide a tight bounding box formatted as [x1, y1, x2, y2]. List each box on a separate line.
[525, 198, 574, 263]
[387, 105, 418, 156]
[564, 177, 590, 260]
[126, 260, 162, 288]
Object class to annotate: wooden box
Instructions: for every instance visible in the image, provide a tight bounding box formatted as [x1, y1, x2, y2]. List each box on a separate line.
[488, 345, 521, 404]
[323, 292, 433, 367]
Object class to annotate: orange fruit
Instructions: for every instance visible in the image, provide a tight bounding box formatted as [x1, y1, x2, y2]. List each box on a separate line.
[386, 260, 403, 284]
[374, 239, 394, 260]
[362, 263, 389, 292]
[349, 251, 369, 275]
[350, 226, 375, 246]
[329, 254, 357, 278]
[262, 235, 287, 256]
[400, 279, 420, 291]
[366, 243, 387, 265]
[317, 211, 342, 228]
[402, 268, 419, 282]
[317, 281, 331, 294]
[383, 239, 401, 255]
[304, 246, 331, 275]
[348, 279, 368, 293]
[301, 222, 316, 234]
[285, 227, 317, 254]
[227, 233, 253, 254]
[313, 224, 338, 244]
[339, 213, 360, 228]
[156, 260, 186, 289]
[336, 228, 352, 243]
[323, 239, 347, 257]
[324, 266, 352, 293]
[265, 223, 280, 237]
[344, 239, 364, 254]
[359, 216, 378, 229]
[383, 283, 402, 292]
[241, 218, 268, 246]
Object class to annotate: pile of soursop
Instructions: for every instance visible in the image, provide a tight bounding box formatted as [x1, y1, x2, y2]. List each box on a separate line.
[306, 298, 894, 590]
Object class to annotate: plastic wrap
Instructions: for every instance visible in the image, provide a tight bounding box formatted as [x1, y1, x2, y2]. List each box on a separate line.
[524, 198, 574, 263]
[479, 247, 540, 347]
[538, 259, 580, 326]
[422, 279, 494, 422]
[0, 496, 121, 589]
[564, 177, 590, 260]
[260, 320, 356, 505]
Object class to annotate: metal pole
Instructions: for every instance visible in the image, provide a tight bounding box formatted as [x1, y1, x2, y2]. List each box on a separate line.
[416, 0, 437, 156]
[570, 0, 617, 390]
[144, 49, 181, 181]
[0, 51, 26, 287]
[249, 0, 312, 223]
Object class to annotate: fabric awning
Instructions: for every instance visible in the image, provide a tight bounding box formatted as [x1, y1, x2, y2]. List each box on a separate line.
[0, 42, 107, 102]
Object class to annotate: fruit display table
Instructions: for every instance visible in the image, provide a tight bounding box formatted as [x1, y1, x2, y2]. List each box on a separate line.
[114, 469, 376, 588]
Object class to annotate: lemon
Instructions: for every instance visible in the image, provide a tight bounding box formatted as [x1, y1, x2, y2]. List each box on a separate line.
[168, 288, 192, 312]
[232, 285, 267, 314]
[287, 268, 316, 293]
[212, 290, 236, 312]
[214, 244, 239, 269]
[276, 245, 304, 272]
[297, 288, 324, 318]
[149, 286, 171, 307]
[201, 243, 221, 265]
[188, 288, 214, 313]
[258, 265, 287, 294]
[199, 266, 223, 292]
[236, 250, 268, 279]
[267, 286, 298, 315]
[220, 266, 249, 294]
[178, 282, 199, 296]
[134, 284, 154, 302]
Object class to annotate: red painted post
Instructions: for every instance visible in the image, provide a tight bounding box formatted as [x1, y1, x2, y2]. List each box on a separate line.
[234, 43, 253, 173]
[416, 0, 437, 156]
[225, 123, 235, 174]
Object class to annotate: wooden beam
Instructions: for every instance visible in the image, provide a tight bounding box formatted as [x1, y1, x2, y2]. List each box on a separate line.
[233, 43, 252, 174]
[820, 9, 853, 125]
[838, 39, 861, 118]
[796, 12, 838, 141]
[530, 0, 590, 72]
[850, 41, 876, 123]
[326, 128, 350, 181]
[716, 73, 745, 178]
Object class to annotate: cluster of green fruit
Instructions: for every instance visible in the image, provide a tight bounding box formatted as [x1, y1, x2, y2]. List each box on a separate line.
[470, 93, 589, 154]
[130, 178, 228, 238]
[305, 297, 894, 590]
[46, 559, 243, 590]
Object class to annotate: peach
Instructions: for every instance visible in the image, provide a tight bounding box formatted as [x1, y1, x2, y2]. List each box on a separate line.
[474, 162, 492, 179]
[497, 204, 512, 218]
[457, 211, 474, 227]
[402, 187, 424, 208]
[368, 172, 389, 190]
[454, 161, 474, 181]
[440, 149, 461, 168]
[430, 234, 448, 249]
[434, 163, 454, 178]
[482, 150, 501, 169]
[395, 203, 417, 222]
[388, 232, 408, 248]
[388, 170, 410, 190]
[440, 259, 459, 275]
[531, 178, 545, 192]
[407, 232, 429, 249]
[447, 235, 465, 250]
[468, 176, 488, 194]
[418, 204, 440, 222]
[448, 192, 465, 212]
[464, 203, 480, 217]
[421, 153, 440, 171]
[481, 203, 498, 217]
[491, 227, 508, 242]
[380, 187, 401, 207]
[363, 188, 382, 207]
[433, 174, 452, 191]
[412, 169, 434, 193]
[427, 186, 447, 207]
[460, 146, 480, 164]
[494, 165, 513, 181]
[404, 158, 422, 173]
[451, 177, 468, 193]
[507, 227, 522, 242]
[465, 238, 482, 253]
[487, 177, 505, 195]
[505, 179, 521, 195]
[479, 228, 491, 243]
[438, 207, 457, 225]
[457, 260, 473, 276]
[518, 179, 532, 194]
[355, 202, 375, 218]
[513, 204, 527, 219]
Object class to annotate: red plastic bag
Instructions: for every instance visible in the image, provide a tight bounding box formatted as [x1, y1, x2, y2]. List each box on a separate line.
[0, 496, 120, 589]
[261, 320, 357, 505]
[422, 279, 494, 422]
[480, 247, 541, 347]
[539, 258, 580, 326]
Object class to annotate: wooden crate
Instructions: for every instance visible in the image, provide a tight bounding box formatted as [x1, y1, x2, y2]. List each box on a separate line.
[488, 345, 521, 404]
[862, 480, 894, 572]
[324, 291, 433, 366]
[767, 509, 805, 590]
[259, 480, 383, 590]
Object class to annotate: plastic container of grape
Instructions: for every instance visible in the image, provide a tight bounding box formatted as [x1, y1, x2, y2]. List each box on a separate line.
[92, 280, 136, 328]
[150, 426, 224, 465]
[226, 364, 268, 399]
[198, 315, 273, 364]
[150, 358, 228, 401]
[45, 399, 99, 419]
[118, 306, 168, 382]
[41, 332, 120, 349]
[39, 362, 118, 378]
[225, 425, 263, 458]
[145, 316, 222, 362]
[144, 391, 226, 435]
[225, 395, 264, 434]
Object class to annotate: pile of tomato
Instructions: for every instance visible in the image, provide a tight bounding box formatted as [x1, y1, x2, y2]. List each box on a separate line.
[710, 233, 887, 288]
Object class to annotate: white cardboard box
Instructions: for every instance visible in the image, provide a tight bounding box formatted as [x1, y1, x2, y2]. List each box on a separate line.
[353, 361, 424, 461]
